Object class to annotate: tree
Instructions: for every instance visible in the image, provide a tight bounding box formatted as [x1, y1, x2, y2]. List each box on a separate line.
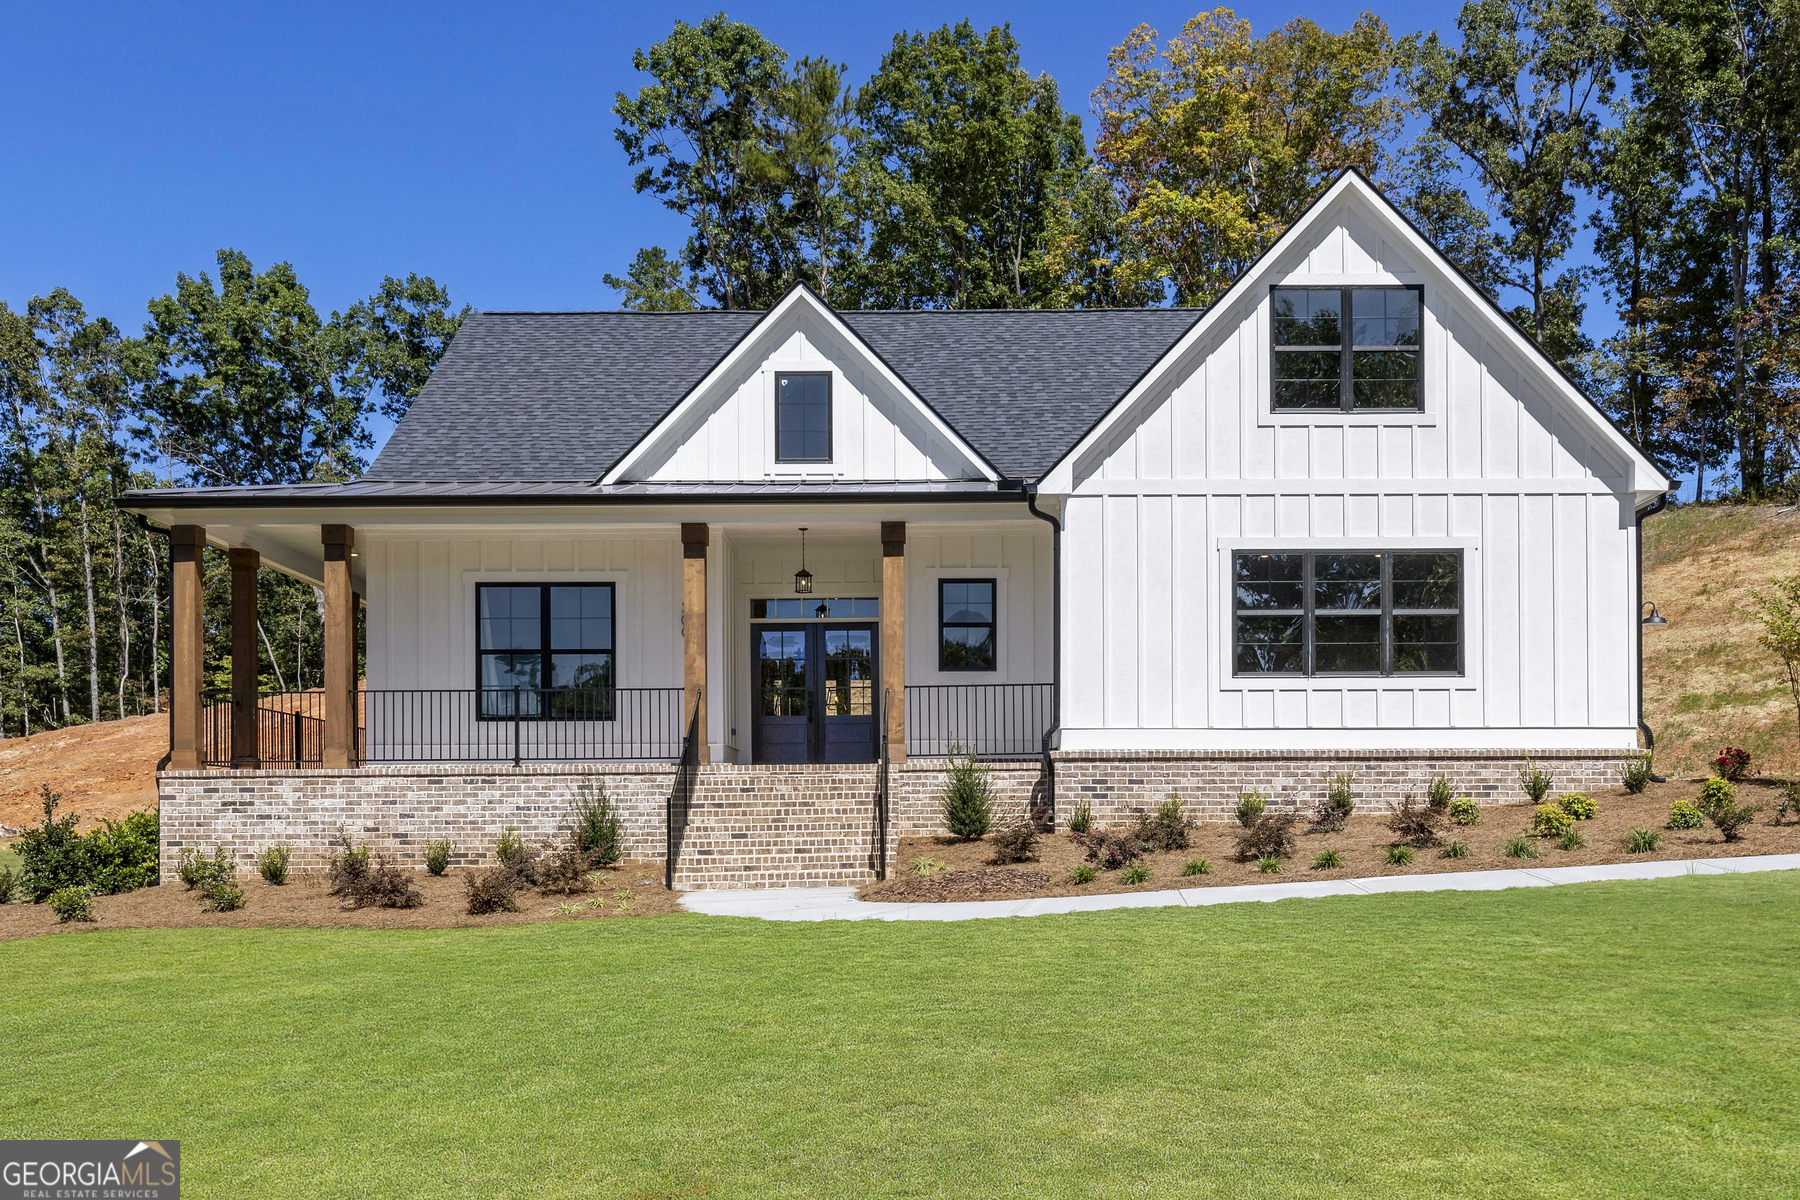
[1750, 575, 1800, 751]
[1386, 132, 1507, 298]
[1403, 0, 1619, 349]
[1094, 8, 1403, 307]
[752, 56, 858, 301]
[334, 274, 468, 422]
[603, 247, 699, 311]
[847, 20, 1088, 309]
[612, 15, 791, 309]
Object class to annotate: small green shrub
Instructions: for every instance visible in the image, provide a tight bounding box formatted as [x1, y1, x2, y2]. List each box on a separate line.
[256, 845, 291, 886]
[911, 856, 949, 877]
[1234, 813, 1296, 862]
[1502, 836, 1539, 859]
[1625, 827, 1662, 854]
[1667, 800, 1706, 830]
[1119, 862, 1151, 885]
[1620, 756, 1654, 794]
[941, 746, 995, 841]
[1235, 791, 1268, 830]
[1070, 864, 1097, 885]
[1255, 854, 1282, 874]
[1449, 797, 1481, 826]
[0, 865, 17, 904]
[1531, 804, 1573, 838]
[1311, 773, 1356, 832]
[180, 847, 236, 901]
[1310, 849, 1345, 870]
[1066, 802, 1093, 835]
[200, 875, 246, 913]
[1709, 800, 1762, 843]
[1696, 777, 1737, 817]
[424, 840, 453, 875]
[494, 827, 538, 884]
[571, 780, 624, 866]
[47, 885, 95, 922]
[989, 820, 1041, 864]
[1181, 858, 1212, 877]
[1557, 828, 1587, 851]
[1383, 845, 1415, 866]
[328, 828, 372, 892]
[1425, 774, 1455, 811]
[1558, 793, 1596, 820]
[177, 848, 211, 890]
[1386, 795, 1447, 847]
[1518, 758, 1554, 803]
[13, 786, 157, 900]
[1440, 839, 1471, 859]
[465, 867, 522, 914]
[1132, 796, 1192, 851]
[1776, 782, 1800, 825]
[84, 809, 161, 894]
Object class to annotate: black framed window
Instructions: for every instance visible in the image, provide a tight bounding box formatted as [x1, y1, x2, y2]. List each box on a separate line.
[939, 579, 996, 671]
[776, 372, 832, 462]
[1272, 286, 1422, 411]
[478, 583, 614, 717]
[1233, 551, 1460, 676]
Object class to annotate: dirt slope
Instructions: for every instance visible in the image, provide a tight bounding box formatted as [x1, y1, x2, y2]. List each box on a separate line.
[0, 715, 164, 834]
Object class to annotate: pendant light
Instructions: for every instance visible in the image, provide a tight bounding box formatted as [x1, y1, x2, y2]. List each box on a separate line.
[793, 527, 814, 594]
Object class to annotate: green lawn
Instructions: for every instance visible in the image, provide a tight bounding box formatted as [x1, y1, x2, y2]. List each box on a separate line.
[4, 874, 1797, 1199]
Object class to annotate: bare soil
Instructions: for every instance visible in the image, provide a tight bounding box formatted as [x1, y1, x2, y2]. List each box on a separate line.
[861, 778, 1800, 903]
[0, 714, 164, 834]
[0, 859, 681, 943]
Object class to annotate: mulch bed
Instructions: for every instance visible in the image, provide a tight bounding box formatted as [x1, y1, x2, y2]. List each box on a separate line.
[861, 777, 1800, 903]
[0, 859, 682, 943]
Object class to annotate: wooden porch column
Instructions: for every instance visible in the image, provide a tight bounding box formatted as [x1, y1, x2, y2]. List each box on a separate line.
[681, 523, 710, 764]
[169, 525, 206, 770]
[882, 521, 906, 762]
[322, 525, 356, 768]
[229, 548, 261, 768]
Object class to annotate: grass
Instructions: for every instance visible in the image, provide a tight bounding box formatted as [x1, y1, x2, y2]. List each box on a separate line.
[3, 875, 1799, 1197]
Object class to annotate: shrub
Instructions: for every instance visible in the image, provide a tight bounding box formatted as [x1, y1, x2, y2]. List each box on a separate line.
[1181, 858, 1212, 877]
[1256, 854, 1282, 874]
[1502, 836, 1539, 859]
[1235, 791, 1268, 829]
[1386, 795, 1447, 848]
[1667, 800, 1706, 830]
[15, 785, 89, 901]
[352, 854, 424, 909]
[1067, 803, 1094, 835]
[256, 845, 291, 886]
[424, 840, 453, 875]
[571, 780, 624, 867]
[911, 856, 949, 877]
[1310, 774, 1355, 834]
[0, 865, 16, 904]
[1132, 796, 1192, 851]
[84, 810, 161, 894]
[1081, 829, 1151, 870]
[1070, 864, 1097, 885]
[538, 848, 596, 895]
[1383, 845, 1415, 866]
[1310, 849, 1345, 870]
[941, 746, 995, 841]
[1234, 813, 1296, 862]
[1713, 746, 1753, 782]
[1531, 804, 1573, 838]
[1425, 774, 1455, 811]
[47, 885, 95, 923]
[1519, 758, 1554, 802]
[327, 828, 372, 894]
[200, 874, 246, 913]
[1558, 793, 1597, 820]
[1558, 828, 1587, 851]
[1625, 827, 1662, 854]
[989, 820, 1042, 864]
[1696, 777, 1737, 818]
[1621, 756, 1654, 794]
[1776, 782, 1800, 826]
[177, 848, 210, 890]
[179, 847, 236, 899]
[1440, 839, 1471, 859]
[1448, 797, 1481, 826]
[1119, 862, 1151, 885]
[1709, 800, 1762, 843]
[465, 867, 522, 914]
[494, 827, 538, 884]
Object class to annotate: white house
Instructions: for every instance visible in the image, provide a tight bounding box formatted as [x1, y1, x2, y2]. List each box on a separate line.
[125, 172, 1670, 889]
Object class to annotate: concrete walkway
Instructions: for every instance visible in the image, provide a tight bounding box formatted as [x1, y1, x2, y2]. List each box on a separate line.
[679, 852, 1800, 922]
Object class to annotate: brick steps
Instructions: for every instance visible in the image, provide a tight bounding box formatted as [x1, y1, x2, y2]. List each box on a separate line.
[672, 763, 887, 889]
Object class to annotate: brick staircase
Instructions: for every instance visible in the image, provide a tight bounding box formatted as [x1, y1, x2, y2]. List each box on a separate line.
[670, 762, 892, 889]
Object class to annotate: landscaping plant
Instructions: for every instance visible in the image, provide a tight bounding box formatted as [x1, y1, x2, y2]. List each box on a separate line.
[1255, 854, 1282, 874]
[0, 866, 15, 903]
[1310, 774, 1355, 833]
[1234, 812, 1296, 862]
[424, 840, 454, 875]
[1531, 804, 1573, 838]
[1620, 756, 1654, 794]
[1777, 783, 1800, 826]
[1713, 746, 1753, 782]
[989, 820, 1041, 864]
[327, 828, 372, 893]
[47, 885, 95, 923]
[1069, 864, 1097, 885]
[1440, 839, 1471, 859]
[1502, 836, 1539, 859]
[495, 827, 539, 884]
[1558, 793, 1596, 820]
[14, 786, 159, 901]
[1518, 758, 1553, 803]
[911, 857, 948, 877]
[1181, 858, 1212, 876]
[1119, 862, 1151, 885]
[1383, 845, 1414, 866]
[256, 845, 291, 886]
[537, 848, 596, 895]
[1385, 795, 1447, 847]
[1558, 828, 1586, 851]
[1310, 849, 1345, 870]
[571, 781, 624, 866]
[1667, 801, 1706, 830]
[464, 867, 523, 914]
[1234, 791, 1268, 829]
[198, 852, 246, 913]
[1625, 827, 1662, 854]
[941, 746, 995, 841]
[1449, 797, 1481, 826]
[1066, 802, 1093, 835]
[1696, 778, 1738, 819]
[1749, 577, 1800, 766]
[1708, 799, 1762, 843]
[1081, 829, 1151, 870]
[1425, 773, 1454, 811]
[1132, 796, 1192, 851]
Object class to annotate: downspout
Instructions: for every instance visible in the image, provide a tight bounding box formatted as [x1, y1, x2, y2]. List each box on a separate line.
[139, 515, 174, 772]
[1636, 490, 1670, 781]
[1023, 481, 1061, 827]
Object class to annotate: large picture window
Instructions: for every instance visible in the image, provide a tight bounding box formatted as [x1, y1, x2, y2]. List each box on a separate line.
[939, 579, 997, 671]
[477, 583, 614, 717]
[1271, 286, 1422, 411]
[775, 372, 832, 462]
[1233, 551, 1460, 676]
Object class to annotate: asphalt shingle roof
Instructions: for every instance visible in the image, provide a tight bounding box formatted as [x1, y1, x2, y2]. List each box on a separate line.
[364, 306, 1202, 483]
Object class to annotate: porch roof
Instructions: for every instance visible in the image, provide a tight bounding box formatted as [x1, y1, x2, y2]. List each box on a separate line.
[119, 477, 1022, 509]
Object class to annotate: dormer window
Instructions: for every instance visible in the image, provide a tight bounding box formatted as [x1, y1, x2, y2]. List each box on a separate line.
[776, 372, 832, 462]
[1271, 286, 1422, 411]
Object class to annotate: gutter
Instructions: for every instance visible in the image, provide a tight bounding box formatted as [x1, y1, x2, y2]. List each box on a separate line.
[1636, 490, 1671, 781]
[1022, 481, 1061, 826]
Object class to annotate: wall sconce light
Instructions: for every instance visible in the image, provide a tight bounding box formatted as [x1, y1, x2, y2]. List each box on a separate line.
[1642, 601, 1668, 627]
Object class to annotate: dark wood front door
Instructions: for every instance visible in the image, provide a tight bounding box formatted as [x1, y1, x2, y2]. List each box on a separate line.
[752, 623, 879, 764]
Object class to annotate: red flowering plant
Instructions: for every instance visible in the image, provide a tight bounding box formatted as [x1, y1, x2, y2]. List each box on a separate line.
[1713, 746, 1753, 782]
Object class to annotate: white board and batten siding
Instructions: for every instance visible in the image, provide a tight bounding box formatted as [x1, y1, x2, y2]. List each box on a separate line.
[1057, 201, 1641, 752]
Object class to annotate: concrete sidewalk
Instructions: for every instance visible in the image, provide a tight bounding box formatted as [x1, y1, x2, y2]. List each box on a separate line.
[678, 852, 1800, 922]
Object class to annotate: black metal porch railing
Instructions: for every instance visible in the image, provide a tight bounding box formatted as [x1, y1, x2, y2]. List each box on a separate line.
[905, 683, 1054, 759]
[359, 687, 685, 764]
[201, 690, 327, 768]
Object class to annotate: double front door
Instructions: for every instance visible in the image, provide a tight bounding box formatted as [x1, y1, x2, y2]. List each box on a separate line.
[753, 623, 879, 763]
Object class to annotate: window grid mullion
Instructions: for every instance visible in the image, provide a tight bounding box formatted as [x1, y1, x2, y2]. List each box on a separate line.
[1380, 553, 1393, 676]
[1303, 553, 1316, 675]
[1339, 288, 1352, 411]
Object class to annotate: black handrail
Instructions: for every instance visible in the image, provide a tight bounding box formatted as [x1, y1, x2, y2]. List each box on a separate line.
[905, 683, 1054, 759]
[201, 690, 326, 768]
[875, 693, 890, 880]
[356, 687, 685, 763]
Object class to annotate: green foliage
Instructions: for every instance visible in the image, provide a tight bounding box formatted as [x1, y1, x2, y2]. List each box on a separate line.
[333, 273, 469, 422]
[16, 787, 159, 900]
[1751, 578, 1800, 744]
[494, 827, 537, 883]
[1440, 839, 1471, 859]
[571, 781, 625, 867]
[1181, 858, 1213, 877]
[1424, 774, 1454, 811]
[1132, 796, 1193, 851]
[941, 747, 995, 841]
[602, 247, 698, 312]
[1312, 774, 1356, 832]
[1518, 758, 1554, 803]
[1558, 793, 1596, 820]
[1697, 778, 1738, 817]
[1310, 849, 1346, 870]
[256, 845, 290, 886]
[1235, 791, 1268, 830]
[1069, 864, 1097, 885]
[1558, 828, 1587, 851]
[988, 820, 1041, 865]
[1256, 854, 1283, 874]
[1383, 845, 1415, 866]
[424, 840, 453, 876]
[1667, 800, 1707, 830]
[1621, 756, 1654, 794]
[1449, 797, 1482, 826]
[1776, 783, 1800, 826]
[1709, 800, 1762, 843]
[47, 885, 95, 923]
[1531, 804, 1574, 838]
[911, 857, 949, 877]
[1119, 862, 1151, 885]
[1625, 827, 1662, 854]
[1066, 802, 1093, 835]
[1502, 836, 1540, 860]
[0, 865, 16, 904]
[197, 851, 245, 913]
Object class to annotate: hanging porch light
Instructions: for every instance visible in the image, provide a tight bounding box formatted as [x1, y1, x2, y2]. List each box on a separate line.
[1642, 601, 1668, 627]
[794, 527, 814, 594]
